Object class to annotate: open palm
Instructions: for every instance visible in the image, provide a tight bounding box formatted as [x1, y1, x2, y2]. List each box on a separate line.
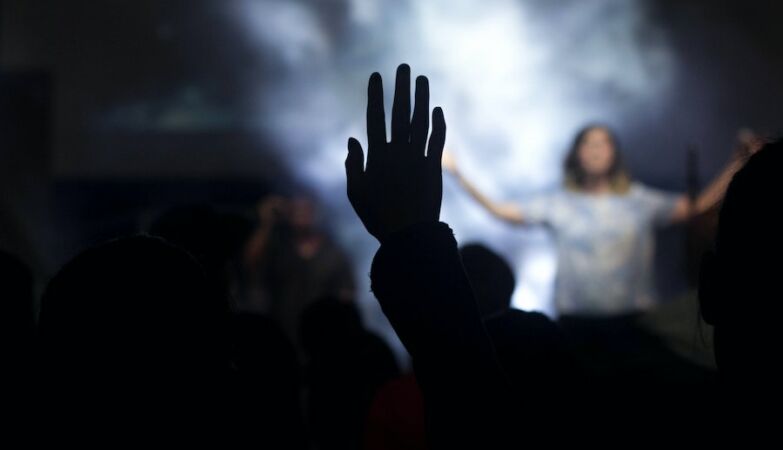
[345, 64, 447, 242]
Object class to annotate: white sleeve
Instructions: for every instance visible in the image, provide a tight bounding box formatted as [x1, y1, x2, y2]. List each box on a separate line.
[634, 184, 681, 226]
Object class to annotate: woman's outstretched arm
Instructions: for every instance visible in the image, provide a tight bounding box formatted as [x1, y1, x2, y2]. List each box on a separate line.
[442, 151, 526, 225]
[669, 146, 758, 223]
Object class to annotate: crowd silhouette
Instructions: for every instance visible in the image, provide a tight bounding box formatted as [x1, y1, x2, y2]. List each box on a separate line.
[1, 63, 779, 446]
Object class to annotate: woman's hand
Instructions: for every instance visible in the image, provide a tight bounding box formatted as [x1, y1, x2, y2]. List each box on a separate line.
[735, 129, 765, 160]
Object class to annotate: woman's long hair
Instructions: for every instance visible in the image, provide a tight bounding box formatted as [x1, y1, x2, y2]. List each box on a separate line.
[563, 125, 631, 194]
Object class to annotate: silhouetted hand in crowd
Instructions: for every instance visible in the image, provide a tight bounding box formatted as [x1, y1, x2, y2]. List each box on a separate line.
[346, 64, 446, 242]
[346, 65, 521, 449]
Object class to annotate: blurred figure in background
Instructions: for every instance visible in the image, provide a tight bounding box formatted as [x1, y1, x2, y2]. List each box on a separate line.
[244, 195, 355, 345]
[444, 125, 749, 377]
[444, 125, 746, 318]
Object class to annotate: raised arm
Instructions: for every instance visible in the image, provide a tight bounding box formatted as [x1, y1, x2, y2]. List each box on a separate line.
[442, 151, 525, 225]
[669, 141, 760, 224]
[346, 64, 514, 448]
[243, 196, 286, 270]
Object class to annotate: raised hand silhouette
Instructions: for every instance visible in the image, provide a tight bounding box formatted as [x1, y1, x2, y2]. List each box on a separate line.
[346, 64, 446, 242]
[345, 66, 521, 449]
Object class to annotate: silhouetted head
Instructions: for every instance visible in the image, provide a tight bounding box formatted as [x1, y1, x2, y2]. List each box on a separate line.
[149, 205, 252, 271]
[460, 243, 515, 318]
[39, 236, 230, 382]
[564, 125, 630, 193]
[699, 140, 782, 385]
[149, 206, 252, 308]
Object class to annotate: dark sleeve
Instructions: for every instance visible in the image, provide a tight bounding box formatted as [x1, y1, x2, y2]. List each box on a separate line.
[370, 222, 514, 449]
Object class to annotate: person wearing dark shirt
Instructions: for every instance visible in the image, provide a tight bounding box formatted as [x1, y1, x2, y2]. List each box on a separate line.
[244, 195, 355, 344]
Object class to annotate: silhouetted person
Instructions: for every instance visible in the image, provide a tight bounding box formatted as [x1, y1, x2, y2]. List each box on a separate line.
[699, 139, 782, 395]
[362, 243, 578, 450]
[459, 244, 515, 319]
[149, 204, 253, 309]
[300, 297, 399, 450]
[38, 236, 231, 416]
[460, 243, 579, 392]
[346, 64, 517, 449]
[343, 64, 727, 444]
[230, 312, 307, 448]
